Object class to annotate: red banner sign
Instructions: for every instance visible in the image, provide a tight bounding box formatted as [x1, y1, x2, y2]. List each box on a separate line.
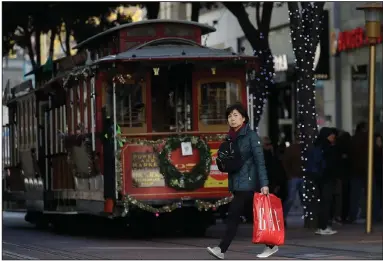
[335, 27, 382, 53]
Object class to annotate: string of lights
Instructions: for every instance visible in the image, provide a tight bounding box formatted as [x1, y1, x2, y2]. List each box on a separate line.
[287, 2, 325, 222]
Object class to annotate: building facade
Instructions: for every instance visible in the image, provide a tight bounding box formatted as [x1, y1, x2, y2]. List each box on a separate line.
[158, 2, 192, 20]
[199, 2, 383, 138]
[199, 3, 334, 144]
[335, 2, 383, 133]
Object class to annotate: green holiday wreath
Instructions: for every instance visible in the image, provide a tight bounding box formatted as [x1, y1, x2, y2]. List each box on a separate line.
[158, 136, 212, 191]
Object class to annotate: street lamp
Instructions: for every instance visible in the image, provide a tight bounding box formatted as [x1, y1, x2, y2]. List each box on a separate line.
[356, 2, 383, 234]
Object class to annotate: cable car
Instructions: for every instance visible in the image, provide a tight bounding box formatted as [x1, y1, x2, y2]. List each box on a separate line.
[3, 19, 260, 235]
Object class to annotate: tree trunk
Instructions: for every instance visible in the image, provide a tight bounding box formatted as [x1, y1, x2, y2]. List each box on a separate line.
[65, 22, 71, 57]
[35, 29, 41, 67]
[223, 3, 274, 129]
[191, 2, 200, 22]
[146, 2, 160, 19]
[287, 2, 325, 229]
[49, 27, 57, 58]
[26, 32, 38, 70]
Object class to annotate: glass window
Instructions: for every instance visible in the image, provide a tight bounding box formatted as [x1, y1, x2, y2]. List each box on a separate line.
[125, 42, 139, 50]
[199, 81, 240, 125]
[351, 65, 368, 131]
[126, 26, 156, 37]
[164, 25, 194, 37]
[115, 83, 145, 128]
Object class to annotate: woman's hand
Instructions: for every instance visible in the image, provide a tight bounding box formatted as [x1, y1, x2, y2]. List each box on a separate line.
[261, 186, 269, 195]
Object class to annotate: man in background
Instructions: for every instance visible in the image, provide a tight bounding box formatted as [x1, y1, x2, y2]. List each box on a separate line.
[282, 132, 303, 224]
[348, 122, 368, 223]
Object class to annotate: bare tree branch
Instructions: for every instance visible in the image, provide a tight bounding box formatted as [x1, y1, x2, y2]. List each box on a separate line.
[223, 3, 260, 50]
[191, 2, 201, 22]
[260, 2, 273, 33]
[287, 2, 304, 67]
[255, 3, 261, 30]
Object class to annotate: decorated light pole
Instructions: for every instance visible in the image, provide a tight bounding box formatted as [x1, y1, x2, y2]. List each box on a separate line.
[287, 2, 326, 227]
[356, 2, 383, 234]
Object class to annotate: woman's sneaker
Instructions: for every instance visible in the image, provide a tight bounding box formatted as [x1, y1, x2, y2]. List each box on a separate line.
[315, 227, 338, 235]
[256, 246, 279, 258]
[207, 246, 224, 260]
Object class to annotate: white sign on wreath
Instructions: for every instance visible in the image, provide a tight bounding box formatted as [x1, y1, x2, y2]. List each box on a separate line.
[181, 142, 193, 156]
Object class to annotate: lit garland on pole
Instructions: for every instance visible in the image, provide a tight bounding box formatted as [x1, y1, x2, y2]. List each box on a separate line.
[251, 46, 275, 133]
[287, 2, 325, 224]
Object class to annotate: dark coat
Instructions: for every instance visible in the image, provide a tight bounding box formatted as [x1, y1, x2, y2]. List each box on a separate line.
[228, 124, 269, 191]
[374, 145, 382, 183]
[350, 131, 368, 178]
[317, 127, 340, 180]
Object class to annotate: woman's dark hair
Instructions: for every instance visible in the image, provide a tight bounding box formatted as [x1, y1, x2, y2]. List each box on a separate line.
[225, 103, 249, 124]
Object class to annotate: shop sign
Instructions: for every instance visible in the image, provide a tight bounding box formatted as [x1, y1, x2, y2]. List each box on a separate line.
[123, 142, 228, 190]
[273, 54, 288, 72]
[332, 27, 383, 54]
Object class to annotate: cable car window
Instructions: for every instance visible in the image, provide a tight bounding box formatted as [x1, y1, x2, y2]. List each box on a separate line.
[114, 83, 145, 128]
[77, 85, 81, 128]
[125, 42, 140, 50]
[164, 25, 194, 37]
[20, 102, 24, 147]
[199, 81, 240, 125]
[126, 27, 156, 37]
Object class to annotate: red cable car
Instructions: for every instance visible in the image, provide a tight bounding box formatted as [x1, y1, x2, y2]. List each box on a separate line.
[3, 20, 260, 235]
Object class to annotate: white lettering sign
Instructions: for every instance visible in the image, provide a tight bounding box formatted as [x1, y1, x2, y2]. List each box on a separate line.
[313, 43, 321, 71]
[273, 54, 288, 72]
[258, 207, 282, 231]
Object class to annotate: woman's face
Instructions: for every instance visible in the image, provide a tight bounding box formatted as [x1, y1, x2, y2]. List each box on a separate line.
[228, 109, 245, 129]
[377, 136, 382, 148]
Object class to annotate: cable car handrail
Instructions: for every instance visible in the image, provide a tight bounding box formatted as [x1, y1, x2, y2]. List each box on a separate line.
[133, 37, 203, 50]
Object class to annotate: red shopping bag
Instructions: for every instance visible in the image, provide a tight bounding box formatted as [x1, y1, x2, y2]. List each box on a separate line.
[252, 193, 285, 246]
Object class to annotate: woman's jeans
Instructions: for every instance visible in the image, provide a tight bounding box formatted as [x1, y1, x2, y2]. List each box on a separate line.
[283, 178, 303, 218]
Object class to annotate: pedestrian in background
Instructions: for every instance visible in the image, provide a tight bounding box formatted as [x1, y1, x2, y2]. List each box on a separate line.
[348, 122, 368, 223]
[373, 133, 382, 222]
[262, 136, 287, 202]
[336, 130, 352, 223]
[207, 103, 278, 259]
[307, 127, 338, 235]
[282, 131, 303, 225]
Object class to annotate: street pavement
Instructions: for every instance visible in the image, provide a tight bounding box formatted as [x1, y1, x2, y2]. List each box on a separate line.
[2, 211, 382, 260]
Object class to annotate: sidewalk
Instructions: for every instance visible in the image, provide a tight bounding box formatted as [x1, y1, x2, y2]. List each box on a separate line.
[208, 216, 383, 259]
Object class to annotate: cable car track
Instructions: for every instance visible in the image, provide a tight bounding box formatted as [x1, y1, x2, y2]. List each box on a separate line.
[2, 242, 108, 260]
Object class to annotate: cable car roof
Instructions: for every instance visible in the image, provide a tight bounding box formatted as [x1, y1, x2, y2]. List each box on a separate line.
[74, 19, 216, 50]
[94, 41, 257, 64]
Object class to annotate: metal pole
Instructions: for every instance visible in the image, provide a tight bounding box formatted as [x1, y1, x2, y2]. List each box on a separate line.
[113, 82, 118, 199]
[250, 94, 254, 130]
[90, 77, 95, 151]
[366, 44, 376, 234]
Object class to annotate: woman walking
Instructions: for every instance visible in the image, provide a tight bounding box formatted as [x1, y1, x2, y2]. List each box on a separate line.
[207, 103, 278, 259]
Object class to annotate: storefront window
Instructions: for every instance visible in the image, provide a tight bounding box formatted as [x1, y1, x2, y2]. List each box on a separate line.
[351, 65, 368, 130]
[351, 63, 382, 132]
[199, 81, 240, 125]
[375, 63, 383, 133]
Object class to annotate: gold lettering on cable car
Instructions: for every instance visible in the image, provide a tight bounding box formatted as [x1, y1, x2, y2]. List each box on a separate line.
[153, 67, 160, 76]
